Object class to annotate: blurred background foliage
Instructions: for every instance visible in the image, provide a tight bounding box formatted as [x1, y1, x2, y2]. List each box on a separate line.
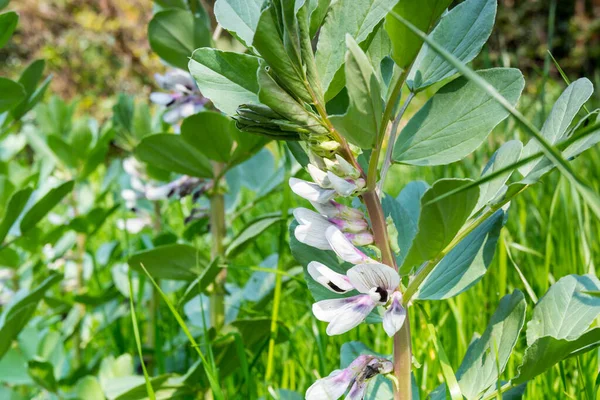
[1, 0, 599, 118]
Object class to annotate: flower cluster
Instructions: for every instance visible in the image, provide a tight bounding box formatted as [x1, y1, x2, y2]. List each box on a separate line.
[150, 69, 208, 126]
[290, 150, 406, 398]
[118, 157, 205, 233]
[306, 354, 393, 400]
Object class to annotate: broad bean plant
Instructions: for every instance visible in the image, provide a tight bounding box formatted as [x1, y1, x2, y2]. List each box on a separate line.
[1, 0, 600, 399]
[185, 0, 600, 399]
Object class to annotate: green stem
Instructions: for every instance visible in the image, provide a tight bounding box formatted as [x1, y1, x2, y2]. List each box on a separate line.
[265, 147, 292, 381]
[209, 163, 227, 331]
[367, 66, 412, 190]
[378, 92, 415, 193]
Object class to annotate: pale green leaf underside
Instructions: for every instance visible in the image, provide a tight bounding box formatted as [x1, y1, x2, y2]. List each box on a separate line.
[315, 0, 398, 99]
[526, 274, 600, 346]
[393, 68, 524, 166]
[409, 0, 496, 91]
[214, 0, 265, 47]
[189, 48, 260, 116]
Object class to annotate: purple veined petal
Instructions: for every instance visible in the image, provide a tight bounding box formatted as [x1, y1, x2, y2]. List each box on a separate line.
[307, 164, 332, 188]
[383, 291, 407, 337]
[306, 369, 353, 400]
[313, 295, 376, 335]
[307, 261, 354, 293]
[345, 380, 368, 400]
[327, 171, 357, 196]
[289, 178, 336, 203]
[329, 217, 368, 233]
[346, 232, 374, 246]
[150, 92, 174, 105]
[295, 225, 331, 250]
[311, 200, 340, 218]
[293, 208, 333, 250]
[325, 226, 374, 264]
[293, 207, 331, 227]
[347, 263, 400, 295]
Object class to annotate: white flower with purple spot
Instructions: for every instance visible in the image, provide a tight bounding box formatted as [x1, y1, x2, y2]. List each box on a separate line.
[306, 354, 393, 400]
[150, 69, 208, 125]
[310, 262, 406, 336]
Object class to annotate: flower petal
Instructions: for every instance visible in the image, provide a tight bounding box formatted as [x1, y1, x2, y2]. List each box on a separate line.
[307, 164, 331, 188]
[150, 92, 174, 105]
[289, 178, 336, 203]
[313, 295, 375, 335]
[347, 263, 400, 294]
[305, 370, 352, 400]
[311, 200, 339, 218]
[346, 380, 368, 400]
[383, 291, 406, 337]
[325, 226, 373, 264]
[307, 261, 354, 293]
[295, 225, 331, 250]
[293, 208, 333, 250]
[327, 172, 356, 196]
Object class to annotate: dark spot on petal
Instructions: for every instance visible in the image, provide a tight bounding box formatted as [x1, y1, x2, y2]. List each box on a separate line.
[375, 287, 388, 303]
[364, 364, 379, 379]
[328, 281, 346, 293]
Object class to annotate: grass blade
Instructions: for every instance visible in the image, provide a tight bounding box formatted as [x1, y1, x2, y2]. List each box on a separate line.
[128, 272, 156, 400]
[419, 305, 463, 400]
[138, 262, 224, 400]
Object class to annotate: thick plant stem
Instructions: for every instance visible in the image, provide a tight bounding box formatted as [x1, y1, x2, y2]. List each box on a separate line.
[394, 320, 413, 400]
[362, 189, 411, 399]
[361, 190, 396, 268]
[210, 164, 227, 331]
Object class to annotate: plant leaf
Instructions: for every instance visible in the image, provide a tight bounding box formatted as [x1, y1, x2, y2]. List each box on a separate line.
[330, 35, 383, 149]
[128, 244, 207, 281]
[408, 0, 496, 91]
[20, 180, 74, 233]
[0, 78, 26, 113]
[0, 11, 18, 49]
[188, 48, 261, 116]
[315, 0, 398, 99]
[0, 274, 62, 361]
[384, 0, 451, 68]
[526, 274, 600, 346]
[0, 187, 32, 244]
[475, 140, 523, 212]
[393, 68, 525, 166]
[416, 209, 504, 300]
[430, 291, 526, 400]
[226, 215, 282, 258]
[520, 78, 594, 179]
[148, 9, 211, 70]
[214, 0, 265, 47]
[134, 133, 213, 178]
[513, 328, 600, 385]
[400, 179, 479, 274]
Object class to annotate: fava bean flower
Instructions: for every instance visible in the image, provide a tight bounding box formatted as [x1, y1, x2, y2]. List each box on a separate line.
[305, 354, 393, 400]
[150, 69, 208, 125]
[309, 261, 406, 336]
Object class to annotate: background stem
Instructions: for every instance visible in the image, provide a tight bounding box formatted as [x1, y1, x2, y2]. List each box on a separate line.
[210, 163, 227, 331]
